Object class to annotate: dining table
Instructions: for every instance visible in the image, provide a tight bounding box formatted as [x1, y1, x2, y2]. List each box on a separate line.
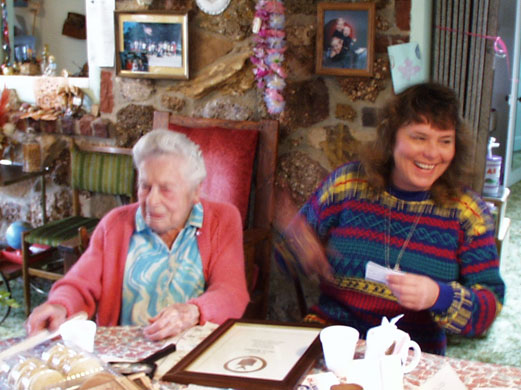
[1, 324, 521, 390]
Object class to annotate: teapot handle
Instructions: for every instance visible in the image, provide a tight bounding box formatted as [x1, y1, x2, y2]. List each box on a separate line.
[401, 340, 421, 374]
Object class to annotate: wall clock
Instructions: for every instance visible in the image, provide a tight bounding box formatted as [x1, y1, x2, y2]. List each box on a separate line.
[195, 0, 231, 15]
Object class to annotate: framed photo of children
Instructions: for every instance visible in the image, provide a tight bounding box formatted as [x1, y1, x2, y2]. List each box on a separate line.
[315, 2, 375, 77]
[115, 11, 189, 79]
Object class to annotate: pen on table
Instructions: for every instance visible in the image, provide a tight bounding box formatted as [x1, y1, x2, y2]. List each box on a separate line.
[140, 343, 177, 364]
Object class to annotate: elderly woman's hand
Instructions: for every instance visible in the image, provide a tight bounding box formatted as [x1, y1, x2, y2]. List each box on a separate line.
[143, 303, 200, 341]
[25, 303, 68, 336]
[386, 273, 440, 311]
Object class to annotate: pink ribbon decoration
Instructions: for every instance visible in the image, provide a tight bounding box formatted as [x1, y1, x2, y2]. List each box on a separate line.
[436, 26, 510, 76]
[250, 0, 287, 115]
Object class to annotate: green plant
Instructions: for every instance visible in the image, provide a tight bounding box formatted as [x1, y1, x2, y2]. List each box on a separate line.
[0, 290, 19, 308]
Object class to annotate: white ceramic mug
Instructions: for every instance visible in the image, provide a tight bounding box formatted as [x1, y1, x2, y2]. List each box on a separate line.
[320, 325, 359, 377]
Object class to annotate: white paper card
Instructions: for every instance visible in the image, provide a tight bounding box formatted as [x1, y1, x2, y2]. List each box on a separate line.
[365, 261, 404, 285]
[86, 0, 116, 67]
[419, 363, 467, 390]
[387, 42, 425, 93]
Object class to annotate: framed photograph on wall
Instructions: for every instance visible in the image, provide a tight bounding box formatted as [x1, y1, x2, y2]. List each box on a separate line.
[115, 11, 189, 79]
[315, 2, 375, 77]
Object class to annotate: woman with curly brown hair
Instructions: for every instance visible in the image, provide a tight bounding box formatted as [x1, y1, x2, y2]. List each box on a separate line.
[276, 82, 505, 355]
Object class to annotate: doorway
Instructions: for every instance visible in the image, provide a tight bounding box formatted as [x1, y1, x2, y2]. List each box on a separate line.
[505, 0, 521, 186]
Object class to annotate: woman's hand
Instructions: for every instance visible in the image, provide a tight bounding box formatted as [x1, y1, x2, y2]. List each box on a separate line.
[285, 215, 333, 282]
[25, 303, 68, 336]
[273, 187, 333, 282]
[386, 273, 440, 311]
[143, 303, 200, 341]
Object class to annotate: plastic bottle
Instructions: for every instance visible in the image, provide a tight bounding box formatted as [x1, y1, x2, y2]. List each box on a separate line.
[483, 137, 502, 197]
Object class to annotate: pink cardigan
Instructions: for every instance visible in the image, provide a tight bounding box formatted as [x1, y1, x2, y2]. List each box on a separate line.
[48, 199, 250, 326]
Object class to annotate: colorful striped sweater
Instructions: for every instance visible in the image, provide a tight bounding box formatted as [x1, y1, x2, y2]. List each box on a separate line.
[280, 161, 505, 355]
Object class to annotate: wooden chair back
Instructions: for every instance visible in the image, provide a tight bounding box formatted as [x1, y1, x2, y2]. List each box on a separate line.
[70, 142, 136, 216]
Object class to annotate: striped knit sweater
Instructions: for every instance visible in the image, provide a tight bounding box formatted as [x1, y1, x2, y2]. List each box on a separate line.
[280, 161, 505, 355]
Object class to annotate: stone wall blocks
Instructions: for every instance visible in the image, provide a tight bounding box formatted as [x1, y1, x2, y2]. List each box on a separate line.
[0, 181, 32, 198]
[100, 70, 115, 114]
[117, 78, 156, 103]
[321, 123, 362, 169]
[194, 0, 255, 40]
[194, 97, 254, 121]
[276, 151, 328, 209]
[189, 29, 235, 73]
[286, 19, 316, 48]
[335, 104, 357, 121]
[60, 115, 76, 135]
[0, 202, 22, 224]
[148, 0, 193, 11]
[91, 117, 113, 138]
[361, 107, 380, 128]
[395, 0, 411, 31]
[40, 120, 58, 134]
[338, 57, 390, 102]
[116, 104, 155, 146]
[279, 78, 329, 137]
[48, 146, 70, 187]
[375, 33, 409, 54]
[376, 15, 391, 31]
[284, 0, 316, 15]
[41, 188, 73, 224]
[79, 115, 96, 137]
[0, 0, 411, 244]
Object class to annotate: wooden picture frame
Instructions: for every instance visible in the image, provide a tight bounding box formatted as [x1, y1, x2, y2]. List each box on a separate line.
[114, 11, 189, 79]
[163, 319, 323, 390]
[315, 2, 375, 77]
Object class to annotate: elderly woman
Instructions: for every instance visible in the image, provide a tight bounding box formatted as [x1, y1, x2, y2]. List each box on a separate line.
[27, 129, 249, 340]
[276, 82, 505, 355]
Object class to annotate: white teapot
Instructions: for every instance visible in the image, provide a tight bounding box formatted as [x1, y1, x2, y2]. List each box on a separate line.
[365, 314, 421, 374]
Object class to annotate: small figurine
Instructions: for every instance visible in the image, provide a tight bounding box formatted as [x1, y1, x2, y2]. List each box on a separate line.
[43, 55, 57, 76]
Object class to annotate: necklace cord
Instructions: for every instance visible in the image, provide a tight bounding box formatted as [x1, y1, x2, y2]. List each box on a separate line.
[385, 195, 428, 271]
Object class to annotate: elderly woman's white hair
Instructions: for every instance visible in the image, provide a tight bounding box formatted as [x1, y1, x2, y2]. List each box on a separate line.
[133, 129, 206, 187]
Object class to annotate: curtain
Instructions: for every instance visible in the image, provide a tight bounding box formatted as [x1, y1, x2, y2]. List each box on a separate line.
[432, 0, 499, 192]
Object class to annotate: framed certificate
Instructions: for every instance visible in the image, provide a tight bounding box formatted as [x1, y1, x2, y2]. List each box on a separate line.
[163, 319, 323, 390]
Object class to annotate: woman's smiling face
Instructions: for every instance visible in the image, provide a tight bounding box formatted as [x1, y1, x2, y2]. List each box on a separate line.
[391, 122, 456, 192]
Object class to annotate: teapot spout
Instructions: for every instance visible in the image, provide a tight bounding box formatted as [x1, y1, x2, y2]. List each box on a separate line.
[389, 314, 404, 326]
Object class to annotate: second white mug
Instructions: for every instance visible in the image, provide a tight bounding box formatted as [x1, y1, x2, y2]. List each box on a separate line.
[320, 325, 359, 377]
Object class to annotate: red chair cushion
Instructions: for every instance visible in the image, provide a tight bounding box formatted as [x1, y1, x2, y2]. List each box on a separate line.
[0, 244, 51, 265]
[168, 124, 259, 227]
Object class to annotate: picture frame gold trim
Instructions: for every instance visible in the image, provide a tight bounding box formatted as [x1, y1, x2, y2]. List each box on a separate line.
[315, 2, 375, 77]
[114, 11, 189, 80]
[163, 319, 323, 390]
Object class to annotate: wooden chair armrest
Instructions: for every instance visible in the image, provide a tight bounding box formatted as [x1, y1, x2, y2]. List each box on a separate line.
[243, 228, 271, 246]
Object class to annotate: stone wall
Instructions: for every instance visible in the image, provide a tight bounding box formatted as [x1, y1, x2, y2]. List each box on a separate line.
[0, 0, 411, 320]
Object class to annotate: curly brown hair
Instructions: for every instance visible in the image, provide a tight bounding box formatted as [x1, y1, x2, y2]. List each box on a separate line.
[360, 82, 475, 204]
